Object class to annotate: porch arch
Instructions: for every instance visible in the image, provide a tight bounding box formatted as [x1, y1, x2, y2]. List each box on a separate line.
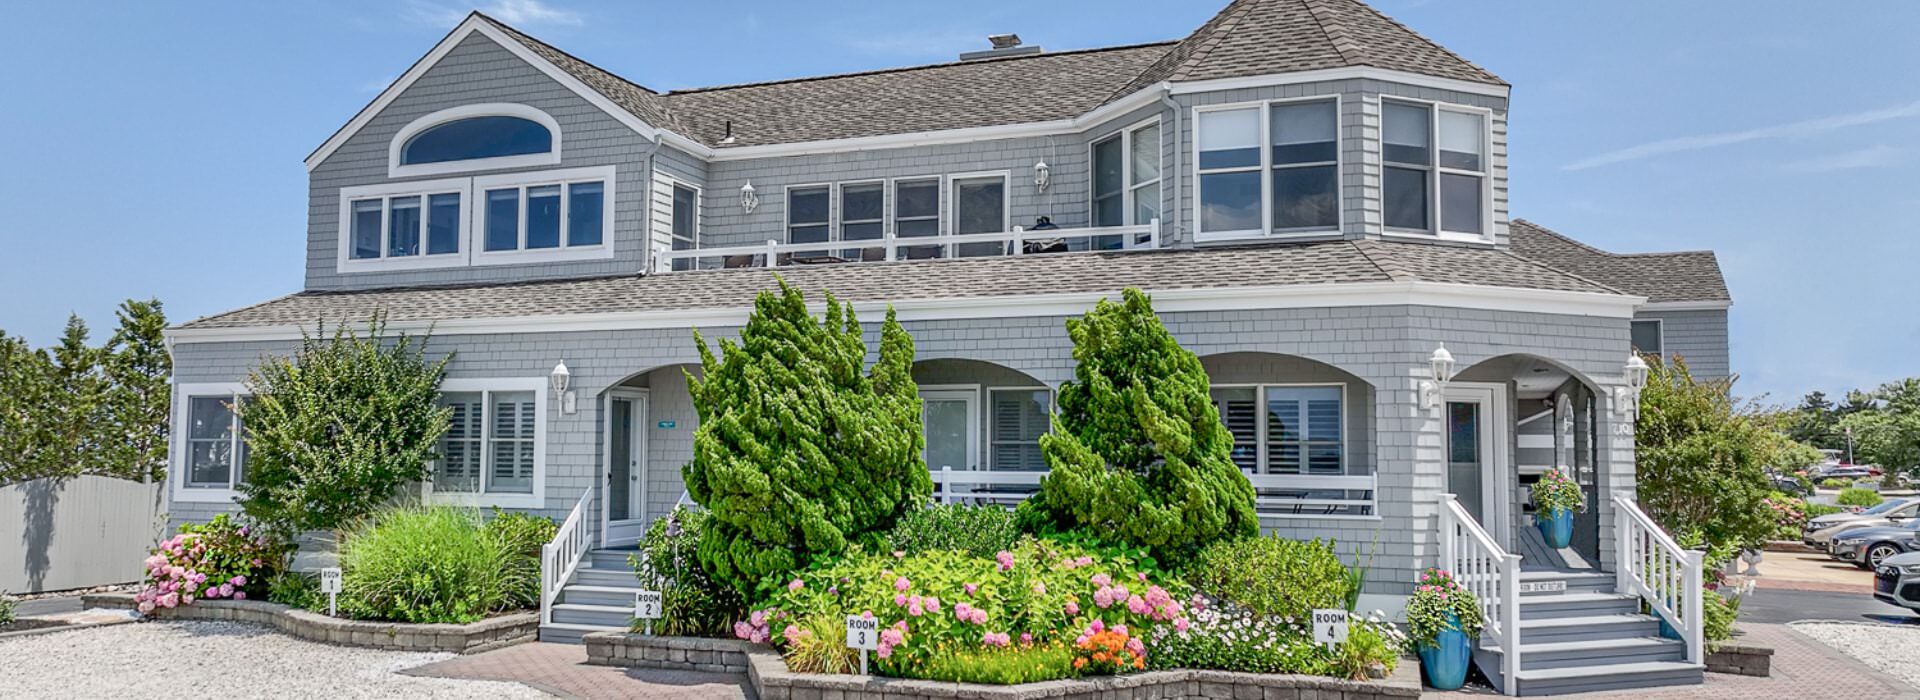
[1198, 351, 1378, 518]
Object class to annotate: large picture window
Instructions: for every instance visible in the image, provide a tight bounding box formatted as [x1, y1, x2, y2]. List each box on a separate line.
[1384, 99, 1489, 238]
[483, 180, 606, 252]
[431, 379, 545, 506]
[1196, 99, 1340, 240]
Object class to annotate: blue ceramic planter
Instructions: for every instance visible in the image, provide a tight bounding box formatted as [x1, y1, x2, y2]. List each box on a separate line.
[1417, 612, 1471, 690]
[1538, 508, 1574, 549]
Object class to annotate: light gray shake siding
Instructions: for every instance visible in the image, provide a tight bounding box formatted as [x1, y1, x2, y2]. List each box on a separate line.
[305, 33, 653, 292]
[1636, 309, 1730, 379]
[166, 303, 1638, 595]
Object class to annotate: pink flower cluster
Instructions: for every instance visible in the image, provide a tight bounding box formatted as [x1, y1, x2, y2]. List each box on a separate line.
[733, 608, 787, 644]
[878, 620, 908, 658]
[951, 601, 989, 625]
[892, 592, 941, 617]
[981, 631, 1011, 647]
[995, 550, 1016, 571]
[133, 518, 274, 616]
[1061, 555, 1095, 569]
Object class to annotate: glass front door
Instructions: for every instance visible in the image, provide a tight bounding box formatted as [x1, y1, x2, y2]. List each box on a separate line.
[1446, 399, 1486, 523]
[604, 391, 648, 546]
[1444, 384, 1509, 544]
[920, 389, 979, 471]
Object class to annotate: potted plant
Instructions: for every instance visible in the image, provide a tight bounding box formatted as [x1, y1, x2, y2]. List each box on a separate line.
[1406, 568, 1482, 691]
[1531, 468, 1585, 549]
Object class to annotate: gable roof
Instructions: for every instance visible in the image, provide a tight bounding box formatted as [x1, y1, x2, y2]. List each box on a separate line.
[1507, 220, 1731, 305]
[175, 240, 1623, 334]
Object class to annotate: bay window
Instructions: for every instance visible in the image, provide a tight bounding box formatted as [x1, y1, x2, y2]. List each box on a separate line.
[1196, 99, 1339, 240]
[431, 379, 545, 506]
[1384, 99, 1489, 238]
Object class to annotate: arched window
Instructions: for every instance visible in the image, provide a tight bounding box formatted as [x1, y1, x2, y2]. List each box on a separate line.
[401, 116, 552, 165]
[388, 104, 562, 177]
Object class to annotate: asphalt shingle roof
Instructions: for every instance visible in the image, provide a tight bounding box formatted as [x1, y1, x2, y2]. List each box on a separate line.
[178, 240, 1618, 330]
[480, 0, 1501, 150]
[1507, 220, 1730, 304]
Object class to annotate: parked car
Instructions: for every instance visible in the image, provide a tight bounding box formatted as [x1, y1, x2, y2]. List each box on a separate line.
[1829, 519, 1920, 569]
[1804, 498, 1920, 547]
[1874, 550, 1920, 615]
[1815, 465, 1877, 482]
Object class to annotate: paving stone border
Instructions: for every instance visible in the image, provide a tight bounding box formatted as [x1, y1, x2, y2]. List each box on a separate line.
[585, 632, 1422, 700]
[1707, 640, 1774, 677]
[83, 592, 536, 654]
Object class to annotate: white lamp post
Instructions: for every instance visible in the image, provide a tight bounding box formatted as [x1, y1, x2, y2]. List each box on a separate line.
[551, 361, 575, 415]
[1419, 344, 1456, 410]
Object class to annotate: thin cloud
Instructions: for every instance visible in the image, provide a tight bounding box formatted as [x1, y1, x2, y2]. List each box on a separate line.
[404, 0, 582, 29]
[1564, 99, 1920, 171]
[1781, 144, 1904, 174]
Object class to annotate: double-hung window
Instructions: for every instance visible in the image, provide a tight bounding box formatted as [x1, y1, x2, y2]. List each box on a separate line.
[1196, 100, 1338, 240]
[432, 379, 545, 507]
[950, 173, 1009, 257]
[840, 181, 885, 260]
[1384, 100, 1489, 239]
[988, 388, 1052, 471]
[1091, 120, 1162, 249]
[786, 185, 831, 260]
[893, 178, 941, 259]
[1269, 102, 1338, 232]
[173, 385, 250, 501]
[669, 183, 698, 271]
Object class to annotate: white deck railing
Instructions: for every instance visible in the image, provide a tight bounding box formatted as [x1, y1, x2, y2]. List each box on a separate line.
[929, 466, 1375, 516]
[1438, 493, 1521, 695]
[654, 220, 1159, 272]
[1613, 494, 1704, 664]
[540, 485, 593, 626]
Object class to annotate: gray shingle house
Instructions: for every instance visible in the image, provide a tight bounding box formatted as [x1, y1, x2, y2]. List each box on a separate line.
[164, 0, 1731, 691]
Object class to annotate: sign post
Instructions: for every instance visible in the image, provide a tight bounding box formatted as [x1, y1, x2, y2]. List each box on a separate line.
[634, 590, 662, 636]
[1311, 608, 1349, 651]
[319, 567, 343, 617]
[845, 615, 878, 676]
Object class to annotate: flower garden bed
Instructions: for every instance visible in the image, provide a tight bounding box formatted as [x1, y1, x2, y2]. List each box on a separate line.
[84, 592, 535, 654]
[584, 632, 1421, 700]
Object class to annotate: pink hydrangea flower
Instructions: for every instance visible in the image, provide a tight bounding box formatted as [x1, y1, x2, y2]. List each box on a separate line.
[1173, 616, 1190, 633]
[1127, 595, 1149, 615]
[924, 596, 941, 612]
[1064, 600, 1080, 616]
[233, 592, 246, 600]
[995, 550, 1015, 571]
[1020, 632, 1033, 645]
[964, 583, 978, 596]
[1090, 573, 1112, 587]
[969, 608, 987, 624]
[908, 601, 925, 617]
[983, 631, 1011, 647]
[1032, 581, 1047, 595]
[788, 579, 805, 592]
[894, 593, 909, 607]
[734, 621, 755, 640]
[894, 576, 911, 592]
[1126, 637, 1146, 658]
[1089, 619, 1106, 633]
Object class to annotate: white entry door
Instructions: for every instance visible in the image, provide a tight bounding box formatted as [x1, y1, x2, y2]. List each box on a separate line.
[920, 388, 980, 471]
[603, 389, 649, 547]
[1445, 383, 1511, 546]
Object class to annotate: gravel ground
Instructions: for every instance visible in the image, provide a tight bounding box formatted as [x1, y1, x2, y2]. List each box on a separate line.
[0, 620, 551, 699]
[1790, 621, 1920, 689]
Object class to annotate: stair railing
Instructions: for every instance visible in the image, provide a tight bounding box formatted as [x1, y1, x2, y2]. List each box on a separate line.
[1612, 494, 1704, 664]
[541, 484, 593, 626]
[1438, 494, 1521, 695]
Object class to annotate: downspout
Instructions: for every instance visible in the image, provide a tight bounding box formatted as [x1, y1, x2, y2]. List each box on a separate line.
[636, 134, 664, 275]
[1157, 86, 1183, 247]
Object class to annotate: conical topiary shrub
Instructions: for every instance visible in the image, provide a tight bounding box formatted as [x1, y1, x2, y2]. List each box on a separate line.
[683, 279, 929, 597]
[1015, 288, 1258, 565]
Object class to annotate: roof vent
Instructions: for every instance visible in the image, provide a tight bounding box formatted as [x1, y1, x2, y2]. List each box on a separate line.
[960, 34, 1042, 62]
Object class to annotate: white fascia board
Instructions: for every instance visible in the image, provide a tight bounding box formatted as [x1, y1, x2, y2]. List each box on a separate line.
[1167, 67, 1511, 99]
[305, 16, 661, 172]
[165, 282, 1643, 345]
[1637, 300, 1732, 312]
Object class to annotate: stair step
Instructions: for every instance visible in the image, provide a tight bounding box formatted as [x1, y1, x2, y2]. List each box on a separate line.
[1513, 660, 1704, 695]
[551, 602, 637, 627]
[538, 621, 621, 645]
[560, 584, 646, 607]
[571, 568, 640, 587]
[1519, 614, 1659, 643]
[1481, 636, 1688, 671]
[586, 549, 640, 570]
[1516, 571, 1613, 596]
[1516, 592, 1640, 619]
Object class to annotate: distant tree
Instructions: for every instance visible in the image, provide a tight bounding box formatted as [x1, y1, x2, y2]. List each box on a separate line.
[1787, 391, 1842, 451]
[0, 332, 57, 484]
[98, 300, 172, 482]
[0, 301, 175, 485]
[1839, 378, 1920, 477]
[46, 316, 106, 478]
[1839, 389, 1879, 417]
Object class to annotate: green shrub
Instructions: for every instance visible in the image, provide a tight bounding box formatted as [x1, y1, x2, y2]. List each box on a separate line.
[1805, 502, 1846, 517]
[631, 507, 746, 637]
[1014, 289, 1258, 567]
[1837, 487, 1884, 508]
[1187, 536, 1350, 620]
[1820, 478, 1852, 489]
[779, 614, 863, 674]
[745, 536, 1190, 680]
[266, 571, 323, 610]
[335, 506, 528, 623]
[0, 591, 15, 626]
[885, 503, 1021, 558]
[237, 320, 452, 535]
[1704, 590, 1740, 645]
[683, 281, 930, 597]
[1144, 603, 1401, 678]
[919, 641, 1077, 684]
[1635, 356, 1800, 551]
[484, 510, 555, 609]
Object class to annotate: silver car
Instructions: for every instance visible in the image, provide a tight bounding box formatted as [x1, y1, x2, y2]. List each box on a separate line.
[1874, 550, 1920, 614]
[1805, 498, 1920, 547]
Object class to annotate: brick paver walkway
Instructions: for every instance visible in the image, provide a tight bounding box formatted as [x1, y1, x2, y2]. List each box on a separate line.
[407, 641, 753, 699]
[1423, 623, 1919, 699]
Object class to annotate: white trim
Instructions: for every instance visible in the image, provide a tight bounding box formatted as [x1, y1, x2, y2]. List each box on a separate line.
[919, 386, 981, 472]
[469, 165, 617, 265]
[946, 170, 1013, 244]
[336, 177, 473, 274]
[424, 376, 548, 509]
[1191, 96, 1344, 242]
[1169, 67, 1509, 100]
[388, 103, 562, 178]
[307, 17, 660, 172]
[1378, 96, 1496, 242]
[168, 281, 1647, 344]
[170, 383, 249, 505]
[1638, 300, 1731, 312]
[1630, 317, 1665, 356]
[601, 387, 649, 547]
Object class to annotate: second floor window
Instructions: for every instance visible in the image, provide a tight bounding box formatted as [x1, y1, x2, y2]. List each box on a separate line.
[670, 183, 698, 271]
[350, 191, 462, 261]
[1385, 100, 1488, 238]
[894, 178, 941, 259]
[1092, 120, 1162, 248]
[483, 179, 606, 253]
[787, 186, 830, 246]
[1197, 100, 1338, 240]
[401, 116, 552, 166]
[952, 174, 1008, 257]
[1631, 319, 1663, 355]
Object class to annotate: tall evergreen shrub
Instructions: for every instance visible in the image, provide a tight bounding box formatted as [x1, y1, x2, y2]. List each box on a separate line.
[683, 280, 929, 596]
[1014, 288, 1257, 565]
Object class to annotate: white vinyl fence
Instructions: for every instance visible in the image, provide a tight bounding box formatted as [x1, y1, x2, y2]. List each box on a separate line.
[1, 475, 165, 594]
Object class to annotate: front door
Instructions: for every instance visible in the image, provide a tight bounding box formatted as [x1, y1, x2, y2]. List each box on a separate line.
[1445, 383, 1511, 546]
[920, 388, 979, 471]
[603, 389, 648, 546]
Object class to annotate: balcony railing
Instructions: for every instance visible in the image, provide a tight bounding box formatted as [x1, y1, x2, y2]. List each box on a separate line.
[929, 465, 1375, 518]
[654, 220, 1160, 272]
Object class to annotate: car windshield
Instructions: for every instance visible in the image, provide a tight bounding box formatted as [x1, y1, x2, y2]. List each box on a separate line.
[1861, 499, 1910, 515]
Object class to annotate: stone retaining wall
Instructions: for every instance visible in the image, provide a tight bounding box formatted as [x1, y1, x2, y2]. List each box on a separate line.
[585, 632, 1421, 700]
[1707, 641, 1773, 677]
[83, 593, 536, 654]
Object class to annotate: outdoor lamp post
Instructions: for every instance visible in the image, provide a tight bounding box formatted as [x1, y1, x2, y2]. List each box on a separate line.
[551, 361, 575, 415]
[1419, 344, 1455, 410]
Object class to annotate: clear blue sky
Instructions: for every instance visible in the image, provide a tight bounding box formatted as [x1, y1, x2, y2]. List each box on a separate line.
[3, 0, 1916, 405]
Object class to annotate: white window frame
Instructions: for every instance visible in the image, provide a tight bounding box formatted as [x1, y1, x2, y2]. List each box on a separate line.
[424, 377, 548, 509]
[336, 177, 472, 273]
[836, 179, 889, 255]
[667, 179, 701, 266]
[1631, 318, 1665, 355]
[471, 165, 617, 265]
[782, 182, 835, 248]
[919, 385, 982, 472]
[946, 170, 1012, 235]
[171, 383, 250, 504]
[986, 386, 1053, 471]
[1210, 382, 1349, 476]
[1191, 96, 1344, 243]
[1089, 117, 1163, 229]
[389, 103, 563, 179]
[1379, 96, 1495, 244]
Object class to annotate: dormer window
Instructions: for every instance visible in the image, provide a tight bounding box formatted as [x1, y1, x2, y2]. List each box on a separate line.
[388, 104, 562, 178]
[1195, 98, 1340, 242]
[1384, 99, 1490, 240]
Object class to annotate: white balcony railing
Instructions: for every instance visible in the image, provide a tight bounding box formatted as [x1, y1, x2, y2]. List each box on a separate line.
[654, 220, 1159, 272]
[928, 466, 1376, 517]
[1613, 494, 1704, 665]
